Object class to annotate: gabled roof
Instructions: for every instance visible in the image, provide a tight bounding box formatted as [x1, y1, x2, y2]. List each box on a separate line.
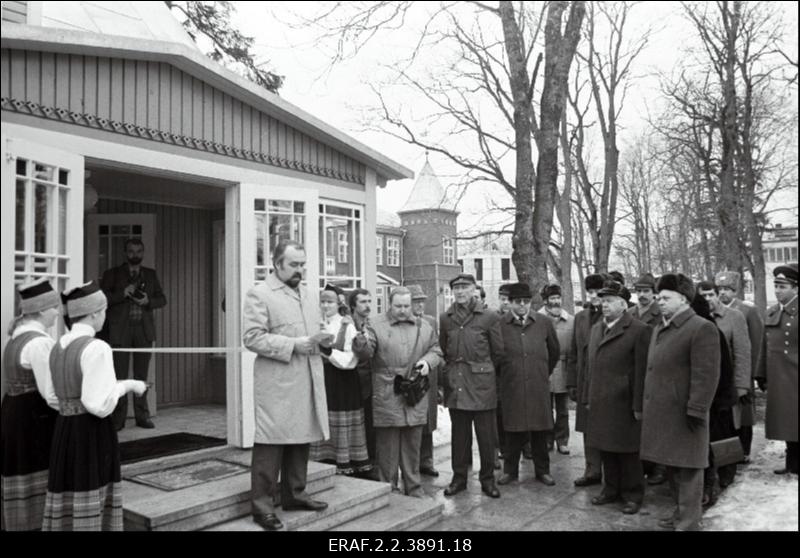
[398, 161, 457, 213]
[1, 8, 413, 182]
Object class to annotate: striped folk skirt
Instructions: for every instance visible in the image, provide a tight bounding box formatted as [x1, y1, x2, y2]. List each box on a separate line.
[41, 414, 123, 531]
[310, 361, 371, 475]
[1, 392, 57, 530]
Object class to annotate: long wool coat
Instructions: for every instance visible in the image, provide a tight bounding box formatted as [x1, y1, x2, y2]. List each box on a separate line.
[497, 312, 560, 432]
[567, 305, 602, 432]
[538, 308, 573, 394]
[713, 305, 751, 429]
[731, 298, 765, 427]
[630, 301, 662, 327]
[243, 274, 328, 445]
[640, 308, 720, 469]
[367, 313, 443, 428]
[584, 312, 652, 453]
[439, 303, 504, 411]
[419, 313, 440, 431]
[761, 296, 798, 442]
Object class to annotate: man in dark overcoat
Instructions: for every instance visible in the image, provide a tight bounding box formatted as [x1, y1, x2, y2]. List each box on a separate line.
[440, 273, 505, 498]
[757, 263, 798, 475]
[566, 273, 606, 487]
[630, 272, 666, 485]
[496, 283, 560, 486]
[715, 270, 765, 462]
[585, 281, 651, 515]
[101, 238, 166, 431]
[640, 273, 720, 531]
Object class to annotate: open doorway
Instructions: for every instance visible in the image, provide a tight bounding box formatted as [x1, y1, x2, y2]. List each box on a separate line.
[84, 161, 229, 446]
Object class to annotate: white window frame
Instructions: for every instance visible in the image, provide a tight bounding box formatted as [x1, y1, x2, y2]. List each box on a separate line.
[375, 285, 385, 314]
[443, 285, 454, 308]
[319, 200, 365, 289]
[337, 230, 349, 263]
[376, 234, 383, 266]
[386, 237, 400, 267]
[443, 236, 455, 265]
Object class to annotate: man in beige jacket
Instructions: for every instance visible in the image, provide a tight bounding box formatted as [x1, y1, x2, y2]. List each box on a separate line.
[242, 240, 330, 531]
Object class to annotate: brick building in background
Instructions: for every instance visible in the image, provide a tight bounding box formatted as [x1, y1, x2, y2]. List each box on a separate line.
[375, 159, 461, 317]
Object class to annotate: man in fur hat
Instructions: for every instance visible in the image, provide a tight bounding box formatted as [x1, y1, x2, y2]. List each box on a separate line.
[641, 273, 720, 531]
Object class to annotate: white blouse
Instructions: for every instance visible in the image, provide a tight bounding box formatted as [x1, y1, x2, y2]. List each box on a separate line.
[11, 322, 59, 410]
[321, 313, 358, 370]
[47, 323, 132, 418]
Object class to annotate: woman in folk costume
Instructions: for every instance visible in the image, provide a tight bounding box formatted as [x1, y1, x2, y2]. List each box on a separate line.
[41, 281, 147, 531]
[1, 279, 62, 531]
[309, 286, 371, 475]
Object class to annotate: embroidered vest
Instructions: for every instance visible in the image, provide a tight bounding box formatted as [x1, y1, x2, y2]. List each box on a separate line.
[2, 331, 46, 395]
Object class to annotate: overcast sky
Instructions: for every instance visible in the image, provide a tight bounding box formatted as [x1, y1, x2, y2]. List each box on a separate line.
[230, 1, 798, 237]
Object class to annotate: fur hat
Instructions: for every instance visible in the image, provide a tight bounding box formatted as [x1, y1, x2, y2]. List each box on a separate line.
[608, 271, 626, 285]
[598, 280, 631, 302]
[656, 273, 695, 302]
[584, 273, 606, 291]
[714, 270, 741, 290]
[62, 281, 107, 319]
[498, 284, 511, 296]
[541, 283, 562, 300]
[18, 278, 61, 315]
[508, 282, 532, 300]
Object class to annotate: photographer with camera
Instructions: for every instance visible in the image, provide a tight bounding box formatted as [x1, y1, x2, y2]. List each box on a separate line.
[100, 238, 166, 431]
[361, 287, 442, 498]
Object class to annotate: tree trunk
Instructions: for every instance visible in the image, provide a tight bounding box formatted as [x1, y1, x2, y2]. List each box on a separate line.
[498, 1, 538, 298]
[558, 113, 575, 314]
[533, 0, 586, 298]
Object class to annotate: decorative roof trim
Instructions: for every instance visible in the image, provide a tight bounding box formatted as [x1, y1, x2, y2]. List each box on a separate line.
[2, 97, 364, 184]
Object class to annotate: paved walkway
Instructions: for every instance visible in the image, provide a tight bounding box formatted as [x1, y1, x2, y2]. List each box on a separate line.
[420, 400, 797, 531]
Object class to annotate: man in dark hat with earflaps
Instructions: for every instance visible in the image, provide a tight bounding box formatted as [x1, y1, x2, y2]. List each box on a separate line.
[758, 263, 798, 475]
[640, 273, 720, 531]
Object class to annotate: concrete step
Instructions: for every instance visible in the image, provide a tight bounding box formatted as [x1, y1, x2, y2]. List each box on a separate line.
[206, 475, 391, 531]
[123, 451, 335, 531]
[329, 493, 444, 531]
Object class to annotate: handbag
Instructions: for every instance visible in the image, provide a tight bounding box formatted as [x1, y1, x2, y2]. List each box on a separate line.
[392, 319, 430, 407]
[710, 436, 745, 468]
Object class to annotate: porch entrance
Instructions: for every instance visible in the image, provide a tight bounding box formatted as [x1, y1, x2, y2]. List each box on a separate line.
[84, 162, 227, 427]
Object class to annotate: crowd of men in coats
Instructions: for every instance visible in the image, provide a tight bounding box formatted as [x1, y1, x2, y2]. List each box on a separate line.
[2, 234, 796, 532]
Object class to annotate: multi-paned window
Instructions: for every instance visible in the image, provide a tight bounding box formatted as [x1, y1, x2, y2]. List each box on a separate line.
[443, 285, 454, 308]
[443, 236, 455, 265]
[474, 258, 484, 281]
[14, 158, 71, 317]
[319, 202, 363, 289]
[376, 234, 383, 266]
[386, 237, 400, 267]
[375, 286, 385, 314]
[501, 258, 511, 280]
[253, 199, 305, 282]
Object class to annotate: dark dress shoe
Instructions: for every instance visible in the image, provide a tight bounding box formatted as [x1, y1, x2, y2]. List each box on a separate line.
[774, 467, 791, 475]
[574, 475, 602, 487]
[557, 445, 570, 455]
[536, 473, 555, 486]
[283, 499, 328, 511]
[481, 484, 501, 498]
[591, 493, 618, 506]
[253, 513, 283, 531]
[647, 471, 666, 485]
[420, 466, 439, 477]
[443, 483, 467, 496]
[497, 473, 517, 485]
[136, 418, 155, 429]
[621, 501, 640, 514]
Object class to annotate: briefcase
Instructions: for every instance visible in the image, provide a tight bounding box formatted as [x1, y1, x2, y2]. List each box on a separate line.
[711, 437, 745, 467]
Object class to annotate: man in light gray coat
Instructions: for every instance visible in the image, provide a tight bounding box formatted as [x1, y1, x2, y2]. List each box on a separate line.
[539, 283, 573, 455]
[365, 287, 443, 497]
[242, 240, 330, 531]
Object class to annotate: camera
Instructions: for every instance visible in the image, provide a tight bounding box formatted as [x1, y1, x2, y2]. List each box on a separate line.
[130, 280, 146, 300]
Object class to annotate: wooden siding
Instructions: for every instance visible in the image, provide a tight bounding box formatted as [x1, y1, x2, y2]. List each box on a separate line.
[1, 48, 366, 185]
[96, 199, 217, 407]
[1, 1, 27, 24]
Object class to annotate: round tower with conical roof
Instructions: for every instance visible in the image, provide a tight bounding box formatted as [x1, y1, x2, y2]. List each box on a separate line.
[399, 158, 461, 317]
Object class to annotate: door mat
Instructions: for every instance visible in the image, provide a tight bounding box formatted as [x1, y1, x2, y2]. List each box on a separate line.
[125, 458, 249, 491]
[119, 432, 227, 464]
